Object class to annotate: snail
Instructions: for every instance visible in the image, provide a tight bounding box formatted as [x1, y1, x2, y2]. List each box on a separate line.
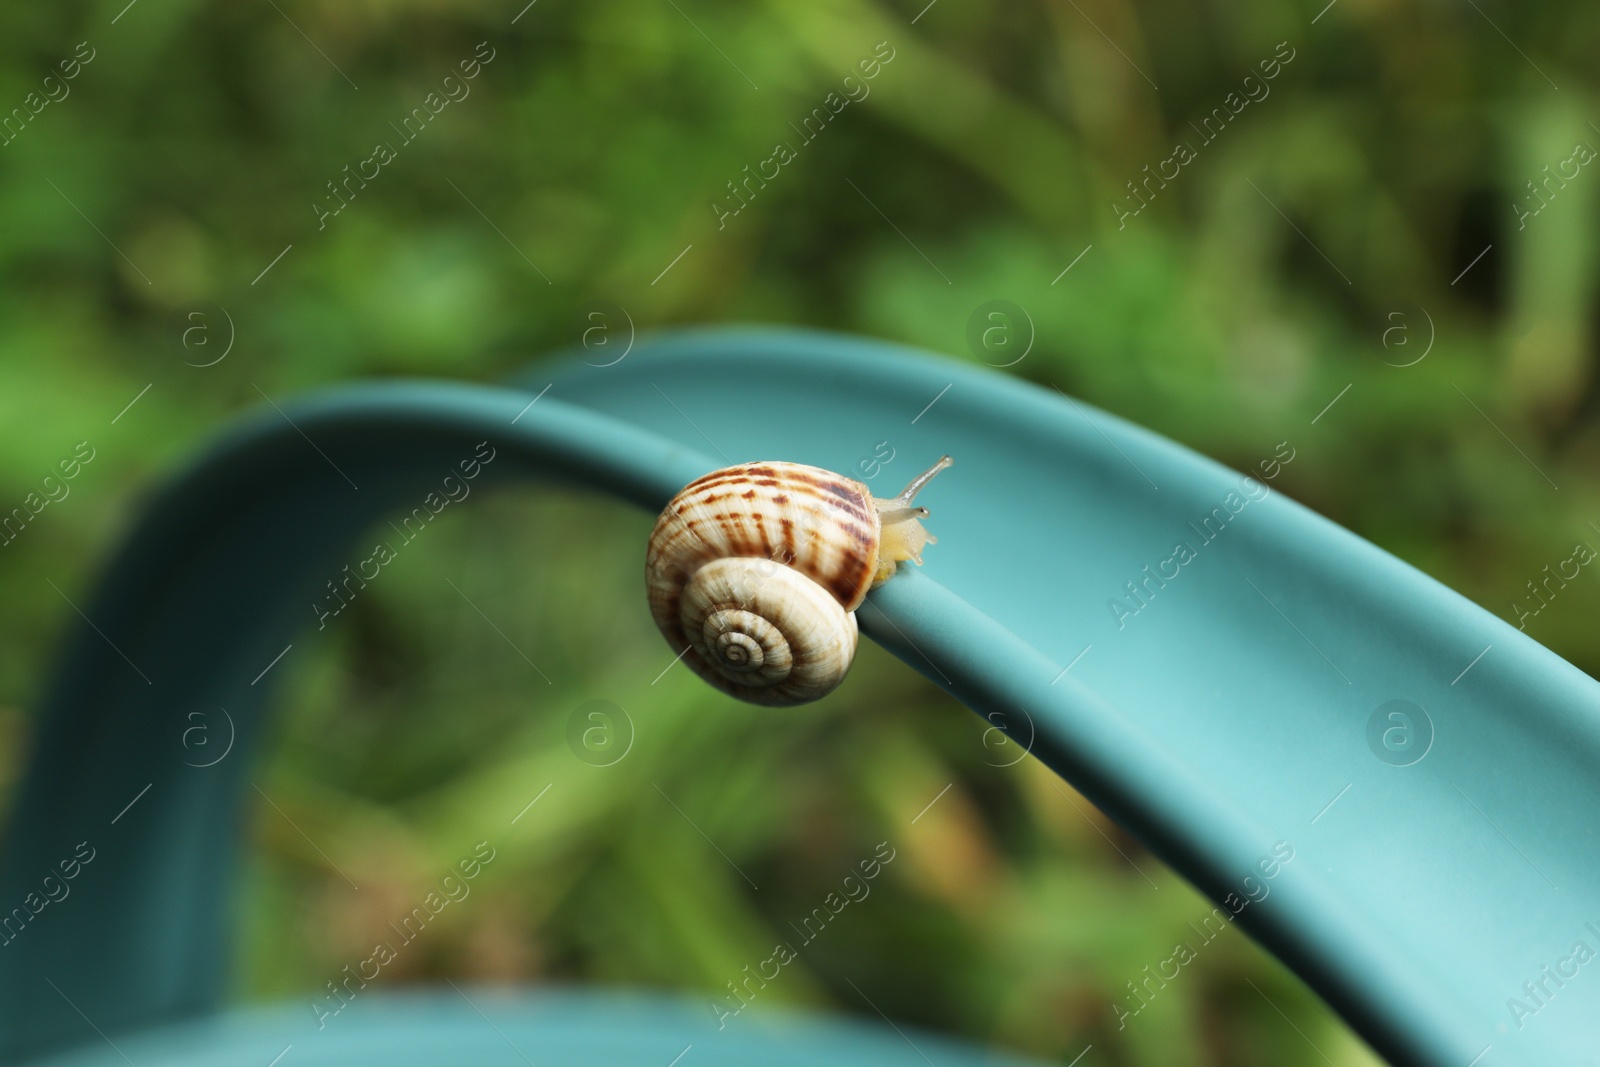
[646, 456, 952, 706]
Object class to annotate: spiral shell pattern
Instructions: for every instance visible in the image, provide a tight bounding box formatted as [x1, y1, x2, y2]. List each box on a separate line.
[646, 462, 880, 706]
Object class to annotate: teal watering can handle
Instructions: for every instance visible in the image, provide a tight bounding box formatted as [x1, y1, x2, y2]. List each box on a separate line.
[3, 324, 1597, 1067]
[0, 384, 713, 1062]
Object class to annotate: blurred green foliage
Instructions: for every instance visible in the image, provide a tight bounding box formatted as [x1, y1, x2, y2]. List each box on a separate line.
[1, 0, 1597, 1064]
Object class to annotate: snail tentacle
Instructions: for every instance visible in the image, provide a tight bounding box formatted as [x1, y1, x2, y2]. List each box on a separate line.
[871, 455, 950, 580]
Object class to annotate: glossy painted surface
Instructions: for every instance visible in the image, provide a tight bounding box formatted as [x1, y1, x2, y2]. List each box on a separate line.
[0, 328, 1594, 1066]
[23, 990, 1048, 1067]
[540, 329, 1600, 1067]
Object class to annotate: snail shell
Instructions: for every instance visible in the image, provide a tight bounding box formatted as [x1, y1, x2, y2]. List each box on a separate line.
[646, 457, 950, 706]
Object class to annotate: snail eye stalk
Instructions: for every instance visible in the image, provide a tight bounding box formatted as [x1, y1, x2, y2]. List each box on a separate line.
[871, 455, 950, 578]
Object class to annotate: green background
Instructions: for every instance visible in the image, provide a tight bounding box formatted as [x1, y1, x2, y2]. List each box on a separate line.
[1, 1, 1596, 1064]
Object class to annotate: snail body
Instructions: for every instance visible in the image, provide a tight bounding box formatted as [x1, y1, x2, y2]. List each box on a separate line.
[646, 456, 951, 706]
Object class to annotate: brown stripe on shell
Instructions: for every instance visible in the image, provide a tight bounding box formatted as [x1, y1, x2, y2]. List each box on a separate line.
[645, 462, 881, 631]
[682, 466, 853, 496]
[682, 467, 779, 493]
[778, 516, 795, 561]
[778, 471, 876, 525]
